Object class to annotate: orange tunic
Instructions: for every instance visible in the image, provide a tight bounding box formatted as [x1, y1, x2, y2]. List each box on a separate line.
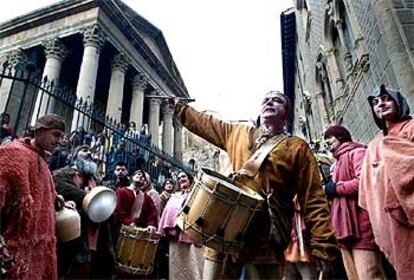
[175, 102, 335, 263]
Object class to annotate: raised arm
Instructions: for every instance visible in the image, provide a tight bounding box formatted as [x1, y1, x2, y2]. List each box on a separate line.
[174, 101, 235, 151]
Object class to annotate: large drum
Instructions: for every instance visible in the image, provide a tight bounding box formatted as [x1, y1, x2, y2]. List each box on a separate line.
[116, 225, 161, 275]
[176, 168, 264, 253]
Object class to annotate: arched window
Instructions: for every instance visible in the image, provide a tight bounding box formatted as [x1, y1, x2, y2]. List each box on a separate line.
[327, 0, 356, 74]
[315, 52, 335, 125]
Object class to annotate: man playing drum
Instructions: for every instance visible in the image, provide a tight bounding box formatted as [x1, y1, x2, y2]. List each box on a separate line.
[172, 91, 336, 279]
[114, 169, 158, 231]
[114, 170, 159, 277]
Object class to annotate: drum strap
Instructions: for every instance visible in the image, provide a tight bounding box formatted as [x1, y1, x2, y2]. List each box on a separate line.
[130, 190, 145, 221]
[238, 133, 287, 180]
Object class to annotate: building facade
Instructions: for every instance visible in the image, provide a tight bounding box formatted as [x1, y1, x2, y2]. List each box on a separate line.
[181, 110, 232, 174]
[0, 0, 189, 160]
[282, 0, 414, 145]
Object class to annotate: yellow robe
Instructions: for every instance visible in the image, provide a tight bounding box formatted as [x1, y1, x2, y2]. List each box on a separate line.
[175, 102, 336, 263]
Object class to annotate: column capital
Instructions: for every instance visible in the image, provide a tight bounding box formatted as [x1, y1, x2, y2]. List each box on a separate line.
[131, 73, 148, 91]
[43, 38, 69, 61]
[83, 24, 105, 51]
[163, 103, 174, 118]
[149, 96, 163, 106]
[111, 53, 129, 73]
[7, 48, 30, 69]
[152, 88, 162, 96]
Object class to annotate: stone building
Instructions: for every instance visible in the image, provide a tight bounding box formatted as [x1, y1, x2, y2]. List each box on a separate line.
[281, 0, 414, 145]
[181, 110, 232, 174]
[0, 0, 190, 159]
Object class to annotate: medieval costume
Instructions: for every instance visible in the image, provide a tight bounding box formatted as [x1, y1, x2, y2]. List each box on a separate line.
[0, 138, 57, 279]
[114, 187, 158, 228]
[360, 87, 414, 279]
[52, 166, 90, 278]
[53, 148, 113, 279]
[324, 125, 385, 280]
[174, 101, 335, 278]
[158, 191, 204, 280]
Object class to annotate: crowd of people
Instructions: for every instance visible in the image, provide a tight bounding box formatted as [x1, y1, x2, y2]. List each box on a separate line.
[0, 116, 176, 189]
[0, 83, 413, 280]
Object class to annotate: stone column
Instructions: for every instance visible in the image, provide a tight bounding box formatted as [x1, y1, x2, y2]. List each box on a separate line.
[0, 49, 28, 113]
[315, 91, 330, 129]
[375, 0, 414, 105]
[105, 53, 129, 122]
[173, 118, 183, 162]
[130, 73, 147, 128]
[72, 24, 105, 130]
[162, 103, 174, 155]
[335, 20, 353, 72]
[148, 96, 161, 147]
[325, 47, 345, 118]
[342, 0, 370, 71]
[32, 38, 68, 121]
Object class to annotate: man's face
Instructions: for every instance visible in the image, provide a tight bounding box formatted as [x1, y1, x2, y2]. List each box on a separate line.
[177, 172, 191, 190]
[35, 129, 64, 152]
[77, 147, 92, 160]
[114, 165, 128, 178]
[133, 170, 149, 189]
[118, 142, 125, 151]
[164, 180, 174, 192]
[325, 136, 341, 152]
[371, 93, 398, 121]
[60, 135, 69, 147]
[1, 114, 10, 125]
[259, 95, 288, 123]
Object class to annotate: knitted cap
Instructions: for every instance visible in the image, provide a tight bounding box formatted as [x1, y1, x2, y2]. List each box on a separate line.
[324, 125, 352, 143]
[34, 114, 66, 132]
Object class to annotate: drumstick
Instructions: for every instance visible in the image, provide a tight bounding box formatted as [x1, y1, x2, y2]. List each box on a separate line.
[145, 95, 195, 102]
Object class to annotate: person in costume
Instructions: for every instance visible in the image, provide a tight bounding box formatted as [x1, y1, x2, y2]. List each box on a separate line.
[114, 169, 158, 230]
[324, 125, 385, 280]
[0, 114, 66, 279]
[158, 171, 204, 280]
[159, 178, 175, 213]
[172, 91, 335, 279]
[53, 144, 113, 279]
[359, 85, 414, 279]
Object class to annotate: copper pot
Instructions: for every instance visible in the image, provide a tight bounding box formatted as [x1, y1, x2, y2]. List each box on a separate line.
[82, 186, 116, 223]
[55, 207, 81, 242]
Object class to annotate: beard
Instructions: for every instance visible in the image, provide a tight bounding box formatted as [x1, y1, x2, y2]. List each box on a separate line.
[75, 158, 97, 175]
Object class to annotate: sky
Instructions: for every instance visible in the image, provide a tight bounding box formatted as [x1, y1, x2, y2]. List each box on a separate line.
[0, 0, 294, 121]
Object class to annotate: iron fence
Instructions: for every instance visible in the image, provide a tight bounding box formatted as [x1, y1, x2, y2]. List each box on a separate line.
[0, 62, 192, 185]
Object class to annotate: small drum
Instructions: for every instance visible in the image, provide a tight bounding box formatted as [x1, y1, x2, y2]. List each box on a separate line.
[116, 225, 161, 275]
[176, 168, 264, 253]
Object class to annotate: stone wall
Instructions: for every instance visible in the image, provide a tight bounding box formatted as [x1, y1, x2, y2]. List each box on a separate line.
[290, 0, 414, 145]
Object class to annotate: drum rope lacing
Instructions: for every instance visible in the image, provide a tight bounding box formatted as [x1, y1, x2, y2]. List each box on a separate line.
[116, 227, 158, 275]
[178, 172, 263, 253]
[204, 181, 243, 252]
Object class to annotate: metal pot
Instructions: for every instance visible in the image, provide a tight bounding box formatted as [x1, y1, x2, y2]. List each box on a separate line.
[82, 186, 117, 223]
[55, 207, 81, 242]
